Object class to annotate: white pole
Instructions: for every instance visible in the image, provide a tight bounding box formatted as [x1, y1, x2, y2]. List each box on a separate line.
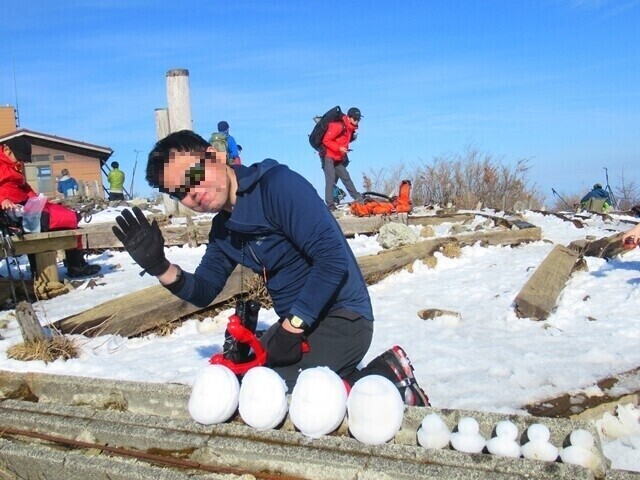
[164, 68, 194, 216]
[166, 69, 192, 132]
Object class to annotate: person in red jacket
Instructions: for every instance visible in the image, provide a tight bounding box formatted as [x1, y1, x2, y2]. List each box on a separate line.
[321, 107, 363, 211]
[0, 136, 101, 277]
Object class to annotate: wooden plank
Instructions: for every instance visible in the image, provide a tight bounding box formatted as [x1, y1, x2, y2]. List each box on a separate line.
[524, 366, 640, 419]
[530, 210, 585, 229]
[514, 245, 581, 321]
[1, 232, 80, 258]
[407, 214, 474, 226]
[568, 231, 628, 259]
[3, 212, 491, 256]
[53, 226, 542, 338]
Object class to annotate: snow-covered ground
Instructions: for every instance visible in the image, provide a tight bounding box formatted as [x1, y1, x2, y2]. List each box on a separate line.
[1, 206, 639, 472]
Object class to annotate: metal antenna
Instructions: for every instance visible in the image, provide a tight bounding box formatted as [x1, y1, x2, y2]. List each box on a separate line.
[129, 149, 142, 199]
[12, 59, 20, 127]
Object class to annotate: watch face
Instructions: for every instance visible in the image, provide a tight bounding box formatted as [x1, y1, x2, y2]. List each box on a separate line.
[290, 316, 305, 328]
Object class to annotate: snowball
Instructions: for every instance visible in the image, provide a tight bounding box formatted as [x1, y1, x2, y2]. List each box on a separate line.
[347, 375, 405, 445]
[289, 367, 347, 438]
[495, 420, 518, 440]
[417, 413, 451, 449]
[188, 364, 239, 425]
[239, 367, 288, 430]
[526, 423, 551, 442]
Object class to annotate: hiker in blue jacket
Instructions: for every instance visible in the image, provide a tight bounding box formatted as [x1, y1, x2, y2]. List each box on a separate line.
[579, 183, 613, 212]
[112, 129, 429, 406]
[57, 168, 79, 198]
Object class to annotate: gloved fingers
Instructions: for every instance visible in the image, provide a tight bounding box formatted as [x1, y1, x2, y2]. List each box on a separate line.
[114, 208, 137, 234]
[112, 225, 127, 244]
[132, 206, 150, 227]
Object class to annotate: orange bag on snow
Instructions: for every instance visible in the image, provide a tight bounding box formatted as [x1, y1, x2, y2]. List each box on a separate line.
[394, 180, 412, 213]
[350, 180, 412, 217]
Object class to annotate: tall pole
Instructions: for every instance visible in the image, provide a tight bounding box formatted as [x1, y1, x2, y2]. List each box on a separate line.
[129, 149, 142, 199]
[164, 68, 193, 215]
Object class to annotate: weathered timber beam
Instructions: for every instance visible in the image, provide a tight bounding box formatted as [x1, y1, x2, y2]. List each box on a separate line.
[407, 214, 474, 226]
[514, 245, 581, 321]
[530, 210, 585, 229]
[53, 226, 541, 338]
[568, 231, 628, 259]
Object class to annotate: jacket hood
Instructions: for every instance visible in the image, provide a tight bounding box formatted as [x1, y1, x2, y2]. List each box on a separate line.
[234, 158, 280, 195]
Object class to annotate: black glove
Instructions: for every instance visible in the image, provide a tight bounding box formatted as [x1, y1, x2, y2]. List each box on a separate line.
[112, 207, 170, 276]
[265, 325, 304, 367]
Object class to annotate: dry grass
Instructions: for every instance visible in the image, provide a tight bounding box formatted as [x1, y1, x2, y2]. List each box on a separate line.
[441, 242, 462, 258]
[7, 335, 79, 363]
[361, 145, 544, 210]
[423, 256, 438, 269]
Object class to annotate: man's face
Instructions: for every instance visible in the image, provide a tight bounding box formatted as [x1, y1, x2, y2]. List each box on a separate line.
[161, 148, 229, 213]
[348, 116, 360, 126]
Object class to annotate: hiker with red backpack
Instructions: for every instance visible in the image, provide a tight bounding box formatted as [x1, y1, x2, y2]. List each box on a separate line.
[316, 107, 364, 211]
[112, 129, 429, 406]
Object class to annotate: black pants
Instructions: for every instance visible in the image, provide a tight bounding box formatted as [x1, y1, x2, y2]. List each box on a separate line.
[109, 192, 125, 201]
[260, 311, 373, 392]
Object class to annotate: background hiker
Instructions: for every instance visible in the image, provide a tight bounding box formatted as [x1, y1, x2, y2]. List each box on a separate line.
[112, 129, 429, 406]
[321, 107, 363, 211]
[107, 161, 125, 201]
[234, 144, 242, 166]
[210, 120, 239, 165]
[0, 137, 101, 277]
[57, 168, 79, 198]
[580, 183, 612, 212]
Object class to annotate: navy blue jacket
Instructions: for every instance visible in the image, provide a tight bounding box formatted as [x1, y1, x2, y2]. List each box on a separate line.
[174, 159, 373, 327]
[580, 187, 611, 205]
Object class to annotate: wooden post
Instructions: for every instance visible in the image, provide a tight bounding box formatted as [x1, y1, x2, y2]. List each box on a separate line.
[15, 301, 46, 343]
[162, 69, 194, 216]
[514, 245, 581, 321]
[154, 108, 170, 140]
[166, 69, 192, 132]
[34, 251, 60, 284]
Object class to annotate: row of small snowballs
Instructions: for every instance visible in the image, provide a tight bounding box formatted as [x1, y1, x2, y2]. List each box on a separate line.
[188, 364, 405, 445]
[418, 414, 601, 470]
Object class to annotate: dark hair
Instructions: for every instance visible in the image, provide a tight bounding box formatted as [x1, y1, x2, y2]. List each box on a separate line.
[237, 144, 243, 152]
[145, 129, 209, 189]
[3, 136, 32, 162]
[111, 161, 119, 169]
[217, 120, 229, 132]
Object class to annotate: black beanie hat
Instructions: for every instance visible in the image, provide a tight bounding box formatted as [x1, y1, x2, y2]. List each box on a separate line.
[4, 136, 32, 162]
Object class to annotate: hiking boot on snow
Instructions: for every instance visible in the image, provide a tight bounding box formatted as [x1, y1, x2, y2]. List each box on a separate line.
[65, 250, 101, 278]
[67, 263, 101, 278]
[358, 345, 430, 406]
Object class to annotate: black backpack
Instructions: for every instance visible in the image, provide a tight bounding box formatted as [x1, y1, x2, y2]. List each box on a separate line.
[308, 106, 344, 154]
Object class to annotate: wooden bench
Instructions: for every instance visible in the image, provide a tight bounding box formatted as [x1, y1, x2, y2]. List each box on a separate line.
[0, 229, 86, 284]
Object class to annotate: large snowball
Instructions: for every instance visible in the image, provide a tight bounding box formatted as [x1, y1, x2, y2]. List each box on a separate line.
[188, 364, 239, 425]
[347, 375, 405, 445]
[289, 367, 348, 438]
[239, 367, 288, 430]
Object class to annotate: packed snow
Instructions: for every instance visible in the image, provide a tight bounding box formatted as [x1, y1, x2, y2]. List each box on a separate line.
[0, 205, 639, 472]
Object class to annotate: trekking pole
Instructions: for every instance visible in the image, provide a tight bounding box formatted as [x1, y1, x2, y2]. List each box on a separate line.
[5, 234, 31, 303]
[603, 167, 618, 209]
[1, 230, 31, 304]
[551, 188, 572, 210]
[0, 233, 19, 306]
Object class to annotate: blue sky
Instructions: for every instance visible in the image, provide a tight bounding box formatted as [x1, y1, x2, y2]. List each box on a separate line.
[1, 0, 639, 202]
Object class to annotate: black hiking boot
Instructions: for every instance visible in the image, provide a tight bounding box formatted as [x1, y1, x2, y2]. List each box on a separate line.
[65, 249, 101, 278]
[360, 345, 430, 406]
[67, 263, 101, 278]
